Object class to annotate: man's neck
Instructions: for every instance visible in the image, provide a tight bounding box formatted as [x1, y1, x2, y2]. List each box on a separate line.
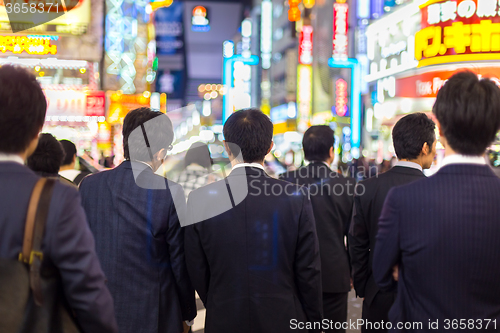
[60, 164, 74, 171]
[399, 158, 423, 168]
[230, 159, 264, 168]
[443, 141, 484, 158]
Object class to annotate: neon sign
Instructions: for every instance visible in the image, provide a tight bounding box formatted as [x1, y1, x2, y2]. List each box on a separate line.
[415, 0, 500, 67]
[334, 78, 349, 117]
[0, 35, 56, 55]
[333, 1, 349, 60]
[299, 25, 313, 65]
[192, 5, 210, 32]
[297, 65, 313, 132]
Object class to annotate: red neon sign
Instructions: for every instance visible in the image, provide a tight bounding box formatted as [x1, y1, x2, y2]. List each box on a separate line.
[335, 78, 348, 116]
[333, 2, 348, 59]
[299, 25, 313, 65]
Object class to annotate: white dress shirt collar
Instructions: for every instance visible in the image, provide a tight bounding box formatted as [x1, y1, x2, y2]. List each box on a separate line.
[395, 160, 423, 172]
[0, 153, 24, 165]
[131, 160, 154, 171]
[441, 154, 486, 167]
[232, 162, 265, 171]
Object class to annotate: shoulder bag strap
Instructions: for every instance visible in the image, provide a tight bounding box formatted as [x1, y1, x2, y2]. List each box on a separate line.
[19, 178, 57, 306]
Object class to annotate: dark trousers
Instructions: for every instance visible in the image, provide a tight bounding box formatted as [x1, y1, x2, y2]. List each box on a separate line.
[361, 291, 396, 333]
[323, 292, 348, 333]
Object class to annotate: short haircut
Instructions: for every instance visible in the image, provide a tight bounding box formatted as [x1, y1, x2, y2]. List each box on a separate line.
[27, 133, 66, 175]
[223, 108, 273, 163]
[302, 125, 334, 162]
[0, 65, 47, 154]
[123, 107, 174, 161]
[185, 142, 212, 169]
[392, 112, 436, 160]
[59, 140, 77, 166]
[433, 71, 500, 156]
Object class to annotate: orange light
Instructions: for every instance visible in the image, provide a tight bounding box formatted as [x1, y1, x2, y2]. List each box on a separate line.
[150, 0, 173, 11]
[288, 7, 301, 21]
[303, 0, 315, 8]
[193, 5, 207, 17]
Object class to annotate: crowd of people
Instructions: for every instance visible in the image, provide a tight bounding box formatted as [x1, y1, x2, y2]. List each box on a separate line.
[1, 65, 500, 333]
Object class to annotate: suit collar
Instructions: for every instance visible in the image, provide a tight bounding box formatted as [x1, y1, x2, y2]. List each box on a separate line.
[229, 166, 267, 177]
[0, 161, 36, 175]
[388, 165, 425, 177]
[436, 164, 497, 177]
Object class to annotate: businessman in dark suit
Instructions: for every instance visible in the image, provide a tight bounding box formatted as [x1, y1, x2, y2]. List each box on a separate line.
[185, 109, 322, 333]
[280, 125, 354, 332]
[373, 71, 500, 332]
[0, 65, 117, 333]
[349, 113, 436, 332]
[80, 108, 196, 333]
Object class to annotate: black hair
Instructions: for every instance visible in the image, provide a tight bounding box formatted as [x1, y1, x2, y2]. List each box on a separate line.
[302, 125, 334, 162]
[0, 65, 47, 154]
[123, 107, 174, 161]
[184, 142, 213, 169]
[59, 140, 77, 166]
[433, 71, 500, 156]
[27, 133, 66, 175]
[392, 112, 436, 160]
[223, 108, 273, 163]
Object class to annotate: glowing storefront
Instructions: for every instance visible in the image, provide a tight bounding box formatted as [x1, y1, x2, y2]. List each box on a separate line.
[364, 0, 500, 160]
[0, 0, 107, 162]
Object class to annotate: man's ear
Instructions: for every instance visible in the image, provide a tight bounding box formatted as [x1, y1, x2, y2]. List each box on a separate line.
[329, 146, 334, 159]
[421, 142, 430, 156]
[223, 140, 232, 158]
[435, 119, 444, 137]
[266, 142, 274, 156]
[155, 148, 166, 161]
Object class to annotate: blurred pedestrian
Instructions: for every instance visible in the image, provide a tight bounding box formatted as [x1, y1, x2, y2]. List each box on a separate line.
[349, 112, 436, 333]
[280, 125, 355, 333]
[79, 107, 196, 333]
[26, 133, 77, 188]
[185, 109, 323, 332]
[373, 71, 500, 331]
[177, 142, 220, 198]
[59, 139, 92, 186]
[0, 65, 117, 333]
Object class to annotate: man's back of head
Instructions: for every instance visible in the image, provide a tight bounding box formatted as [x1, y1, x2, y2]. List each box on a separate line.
[0, 65, 46, 156]
[433, 71, 500, 156]
[59, 140, 77, 167]
[302, 125, 334, 163]
[392, 112, 436, 169]
[123, 107, 174, 166]
[27, 133, 65, 176]
[223, 108, 273, 163]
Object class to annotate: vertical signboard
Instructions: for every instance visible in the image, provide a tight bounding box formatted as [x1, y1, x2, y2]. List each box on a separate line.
[299, 25, 314, 65]
[261, 0, 273, 69]
[297, 65, 313, 132]
[333, 0, 349, 60]
[155, 2, 184, 56]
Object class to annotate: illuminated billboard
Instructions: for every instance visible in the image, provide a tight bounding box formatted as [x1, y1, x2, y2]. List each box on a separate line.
[416, 0, 500, 67]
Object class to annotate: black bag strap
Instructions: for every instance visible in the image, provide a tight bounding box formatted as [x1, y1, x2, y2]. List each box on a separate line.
[19, 178, 56, 306]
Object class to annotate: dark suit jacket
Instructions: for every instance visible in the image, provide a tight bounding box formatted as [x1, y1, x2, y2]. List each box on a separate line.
[0, 162, 117, 333]
[280, 162, 355, 293]
[373, 164, 500, 331]
[80, 161, 196, 333]
[185, 167, 323, 333]
[349, 166, 425, 304]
